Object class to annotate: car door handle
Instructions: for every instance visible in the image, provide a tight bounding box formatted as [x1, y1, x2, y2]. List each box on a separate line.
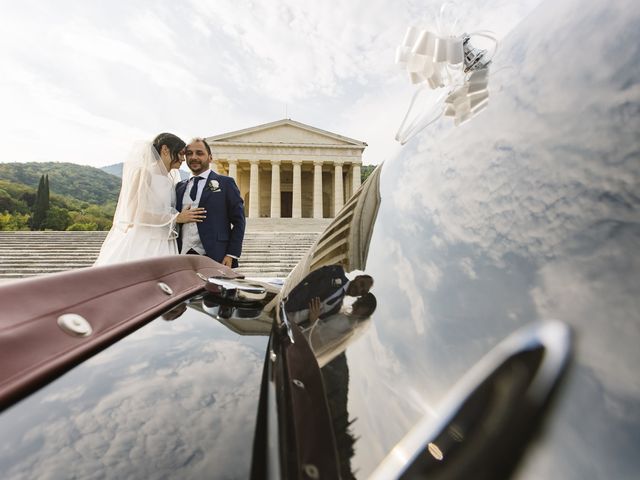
[372, 320, 572, 480]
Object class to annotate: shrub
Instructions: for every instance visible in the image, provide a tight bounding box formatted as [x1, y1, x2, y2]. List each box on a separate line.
[67, 222, 98, 231]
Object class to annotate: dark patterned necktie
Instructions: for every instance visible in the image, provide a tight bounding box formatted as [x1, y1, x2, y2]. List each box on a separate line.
[189, 177, 202, 201]
[325, 288, 345, 308]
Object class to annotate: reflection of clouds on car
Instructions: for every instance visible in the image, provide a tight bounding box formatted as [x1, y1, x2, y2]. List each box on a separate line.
[531, 223, 640, 400]
[335, 1, 640, 476]
[333, 312, 430, 476]
[365, 0, 640, 398]
[0, 308, 266, 479]
[391, 3, 639, 266]
[386, 237, 430, 335]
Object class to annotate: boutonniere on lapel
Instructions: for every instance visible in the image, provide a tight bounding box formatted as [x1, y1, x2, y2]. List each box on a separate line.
[208, 180, 221, 192]
[331, 278, 342, 287]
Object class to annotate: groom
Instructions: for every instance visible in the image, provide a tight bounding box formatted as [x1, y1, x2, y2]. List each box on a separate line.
[176, 138, 246, 268]
[284, 265, 374, 325]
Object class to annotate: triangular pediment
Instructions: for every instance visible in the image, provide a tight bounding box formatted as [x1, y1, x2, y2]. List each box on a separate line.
[206, 119, 366, 147]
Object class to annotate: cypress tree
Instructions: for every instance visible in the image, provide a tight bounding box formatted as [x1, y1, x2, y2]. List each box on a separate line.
[44, 174, 50, 211]
[30, 174, 50, 230]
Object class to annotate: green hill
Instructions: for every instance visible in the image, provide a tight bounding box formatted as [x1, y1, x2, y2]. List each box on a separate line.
[101, 163, 123, 177]
[0, 162, 121, 205]
[0, 179, 115, 231]
[361, 164, 376, 183]
[101, 162, 190, 181]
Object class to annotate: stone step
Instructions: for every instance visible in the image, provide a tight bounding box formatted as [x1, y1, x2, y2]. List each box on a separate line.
[0, 261, 305, 268]
[0, 248, 100, 251]
[0, 223, 325, 280]
[0, 236, 318, 240]
[236, 268, 295, 275]
[0, 233, 320, 237]
[0, 260, 303, 270]
[0, 241, 316, 246]
[0, 242, 316, 247]
[0, 255, 96, 264]
[0, 251, 312, 258]
[1, 268, 92, 274]
[0, 251, 307, 257]
[0, 251, 312, 256]
[236, 262, 301, 267]
[0, 243, 313, 249]
[0, 247, 311, 254]
[0, 241, 106, 245]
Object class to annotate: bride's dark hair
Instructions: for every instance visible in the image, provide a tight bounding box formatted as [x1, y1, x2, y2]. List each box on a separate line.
[152, 133, 186, 164]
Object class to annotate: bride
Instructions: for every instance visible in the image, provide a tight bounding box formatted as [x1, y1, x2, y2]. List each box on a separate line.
[94, 133, 205, 266]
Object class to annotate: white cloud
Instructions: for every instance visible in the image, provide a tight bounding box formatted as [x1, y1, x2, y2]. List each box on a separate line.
[4, 330, 265, 479]
[0, 0, 544, 168]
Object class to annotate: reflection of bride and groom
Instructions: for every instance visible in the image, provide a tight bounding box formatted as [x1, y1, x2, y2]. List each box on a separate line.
[284, 265, 377, 367]
[285, 264, 376, 479]
[94, 133, 246, 267]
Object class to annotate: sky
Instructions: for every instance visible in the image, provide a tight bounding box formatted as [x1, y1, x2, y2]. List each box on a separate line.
[0, 0, 542, 168]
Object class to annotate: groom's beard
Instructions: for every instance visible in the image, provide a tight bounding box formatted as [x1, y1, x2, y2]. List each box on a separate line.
[187, 161, 209, 175]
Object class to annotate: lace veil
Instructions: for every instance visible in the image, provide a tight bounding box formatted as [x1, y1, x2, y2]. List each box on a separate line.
[111, 141, 179, 239]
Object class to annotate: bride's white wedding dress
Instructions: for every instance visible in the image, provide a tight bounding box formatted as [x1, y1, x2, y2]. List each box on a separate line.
[94, 142, 180, 266]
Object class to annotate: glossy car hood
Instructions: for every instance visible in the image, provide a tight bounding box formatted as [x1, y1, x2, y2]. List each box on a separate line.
[293, 0, 639, 477]
[0, 293, 270, 479]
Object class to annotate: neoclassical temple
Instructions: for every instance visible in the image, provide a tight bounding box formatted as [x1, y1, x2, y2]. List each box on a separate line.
[205, 119, 367, 218]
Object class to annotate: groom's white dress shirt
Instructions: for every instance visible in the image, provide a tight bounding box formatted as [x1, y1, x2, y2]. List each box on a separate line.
[287, 281, 351, 325]
[179, 170, 210, 255]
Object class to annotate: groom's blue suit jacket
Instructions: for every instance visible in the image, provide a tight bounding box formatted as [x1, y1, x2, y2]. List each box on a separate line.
[176, 171, 246, 268]
[284, 265, 349, 317]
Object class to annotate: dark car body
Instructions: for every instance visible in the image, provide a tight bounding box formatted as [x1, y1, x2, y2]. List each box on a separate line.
[0, 257, 272, 478]
[1, 0, 639, 478]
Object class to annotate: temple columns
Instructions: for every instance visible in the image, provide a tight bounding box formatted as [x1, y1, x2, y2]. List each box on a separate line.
[224, 159, 363, 218]
[334, 161, 344, 215]
[270, 160, 281, 219]
[292, 160, 302, 218]
[352, 163, 361, 192]
[313, 160, 323, 219]
[228, 158, 238, 182]
[249, 159, 260, 218]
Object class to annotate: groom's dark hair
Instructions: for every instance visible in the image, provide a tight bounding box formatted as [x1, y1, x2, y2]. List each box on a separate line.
[153, 132, 186, 163]
[190, 137, 212, 156]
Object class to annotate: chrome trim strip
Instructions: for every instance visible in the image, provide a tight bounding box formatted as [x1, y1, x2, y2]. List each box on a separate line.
[370, 320, 572, 479]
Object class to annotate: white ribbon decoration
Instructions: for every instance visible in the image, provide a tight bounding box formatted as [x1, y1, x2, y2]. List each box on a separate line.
[395, 26, 464, 88]
[395, 87, 449, 144]
[395, 26, 497, 144]
[444, 68, 490, 126]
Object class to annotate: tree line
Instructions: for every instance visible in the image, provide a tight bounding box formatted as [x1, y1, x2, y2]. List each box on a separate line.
[0, 178, 115, 231]
[0, 162, 118, 231]
[0, 162, 121, 205]
[0, 161, 378, 231]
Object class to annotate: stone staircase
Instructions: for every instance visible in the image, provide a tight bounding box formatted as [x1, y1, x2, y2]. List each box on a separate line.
[0, 219, 331, 281]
